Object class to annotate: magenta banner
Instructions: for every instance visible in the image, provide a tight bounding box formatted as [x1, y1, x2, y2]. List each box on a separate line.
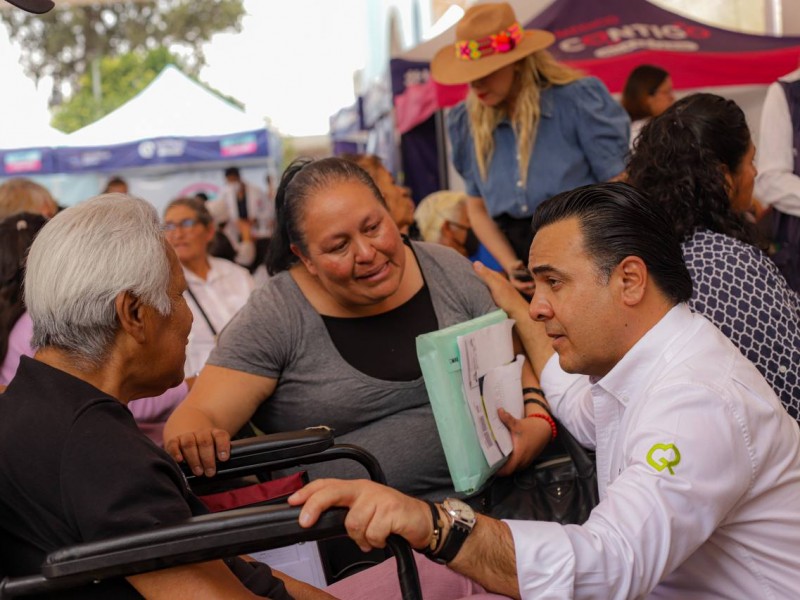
[529, 0, 800, 92]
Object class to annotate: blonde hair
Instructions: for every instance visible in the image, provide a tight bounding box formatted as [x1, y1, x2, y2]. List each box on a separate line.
[415, 191, 467, 243]
[467, 50, 583, 185]
[0, 178, 58, 220]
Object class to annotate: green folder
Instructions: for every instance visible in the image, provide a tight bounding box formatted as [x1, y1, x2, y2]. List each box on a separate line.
[416, 309, 509, 494]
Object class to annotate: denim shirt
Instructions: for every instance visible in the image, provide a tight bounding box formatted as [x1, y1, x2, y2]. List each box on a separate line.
[448, 77, 630, 218]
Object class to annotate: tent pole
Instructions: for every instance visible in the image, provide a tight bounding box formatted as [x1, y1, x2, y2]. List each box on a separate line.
[764, 0, 782, 36]
[434, 110, 449, 190]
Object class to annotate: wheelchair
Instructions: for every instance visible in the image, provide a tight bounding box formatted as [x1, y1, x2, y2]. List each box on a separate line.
[0, 428, 422, 599]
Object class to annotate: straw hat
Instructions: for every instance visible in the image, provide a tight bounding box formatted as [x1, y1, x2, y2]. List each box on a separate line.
[431, 3, 555, 85]
[4, 0, 54, 13]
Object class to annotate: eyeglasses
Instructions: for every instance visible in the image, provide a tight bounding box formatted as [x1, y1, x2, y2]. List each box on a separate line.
[446, 220, 470, 232]
[162, 218, 200, 232]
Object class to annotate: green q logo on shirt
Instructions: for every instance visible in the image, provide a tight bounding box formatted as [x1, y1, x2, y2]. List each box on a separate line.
[646, 443, 681, 475]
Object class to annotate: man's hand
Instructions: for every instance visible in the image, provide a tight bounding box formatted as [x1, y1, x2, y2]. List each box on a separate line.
[164, 429, 231, 477]
[496, 408, 552, 476]
[289, 479, 433, 552]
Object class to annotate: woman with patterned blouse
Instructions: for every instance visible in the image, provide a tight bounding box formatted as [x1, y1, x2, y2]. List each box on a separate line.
[627, 93, 800, 419]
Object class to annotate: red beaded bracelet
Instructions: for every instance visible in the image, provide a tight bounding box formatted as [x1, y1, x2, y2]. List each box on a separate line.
[526, 412, 557, 440]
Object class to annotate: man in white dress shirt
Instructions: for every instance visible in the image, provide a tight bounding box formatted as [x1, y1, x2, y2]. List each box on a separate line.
[213, 166, 275, 271]
[288, 182, 800, 599]
[755, 67, 800, 291]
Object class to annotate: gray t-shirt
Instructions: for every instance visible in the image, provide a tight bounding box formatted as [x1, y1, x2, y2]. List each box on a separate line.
[209, 241, 496, 499]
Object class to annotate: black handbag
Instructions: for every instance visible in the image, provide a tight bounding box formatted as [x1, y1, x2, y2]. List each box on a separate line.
[474, 421, 599, 525]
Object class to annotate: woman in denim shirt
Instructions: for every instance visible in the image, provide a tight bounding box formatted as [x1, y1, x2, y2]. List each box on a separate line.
[431, 3, 629, 291]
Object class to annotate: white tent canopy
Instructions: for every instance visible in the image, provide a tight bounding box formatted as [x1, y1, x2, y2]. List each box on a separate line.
[64, 64, 266, 147]
[1, 123, 67, 150]
[1, 65, 276, 210]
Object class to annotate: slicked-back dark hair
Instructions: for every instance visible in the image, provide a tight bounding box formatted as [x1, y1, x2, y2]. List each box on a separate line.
[627, 93, 754, 245]
[265, 157, 386, 275]
[532, 182, 692, 304]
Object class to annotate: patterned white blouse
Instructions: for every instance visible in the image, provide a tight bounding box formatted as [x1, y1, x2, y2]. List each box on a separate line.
[683, 229, 800, 420]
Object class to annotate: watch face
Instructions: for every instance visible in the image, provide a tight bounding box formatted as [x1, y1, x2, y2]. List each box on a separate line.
[442, 498, 476, 527]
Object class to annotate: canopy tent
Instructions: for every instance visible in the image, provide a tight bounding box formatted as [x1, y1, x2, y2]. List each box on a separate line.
[391, 0, 800, 201]
[329, 97, 368, 156]
[1, 65, 279, 209]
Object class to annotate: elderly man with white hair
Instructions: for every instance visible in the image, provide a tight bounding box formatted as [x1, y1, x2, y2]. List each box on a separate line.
[0, 195, 333, 599]
[414, 191, 480, 258]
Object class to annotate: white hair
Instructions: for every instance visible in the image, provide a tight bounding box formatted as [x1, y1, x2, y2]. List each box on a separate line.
[25, 194, 171, 367]
[414, 191, 467, 243]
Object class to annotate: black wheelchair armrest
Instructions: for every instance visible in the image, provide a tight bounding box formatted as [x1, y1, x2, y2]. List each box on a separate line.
[0, 504, 422, 600]
[182, 427, 335, 482]
[182, 428, 388, 485]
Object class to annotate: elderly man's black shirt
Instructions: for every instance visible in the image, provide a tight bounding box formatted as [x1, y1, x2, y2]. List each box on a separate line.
[0, 356, 290, 599]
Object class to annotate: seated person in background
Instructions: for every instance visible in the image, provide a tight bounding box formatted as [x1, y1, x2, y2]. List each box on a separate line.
[0, 213, 48, 387]
[341, 153, 417, 237]
[102, 175, 129, 194]
[162, 197, 255, 377]
[414, 191, 479, 258]
[164, 157, 551, 498]
[0, 210, 185, 446]
[291, 182, 800, 600]
[620, 64, 674, 148]
[0, 177, 58, 220]
[627, 93, 800, 417]
[0, 195, 330, 599]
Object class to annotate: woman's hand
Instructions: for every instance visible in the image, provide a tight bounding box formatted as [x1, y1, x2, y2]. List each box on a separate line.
[495, 408, 552, 476]
[506, 261, 535, 295]
[164, 428, 231, 477]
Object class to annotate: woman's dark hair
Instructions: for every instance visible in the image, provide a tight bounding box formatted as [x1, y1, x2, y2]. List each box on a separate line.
[627, 93, 754, 244]
[532, 182, 693, 304]
[265, 157, 386, 275]
[0, 212, 48, 364]
[621, 64, 669, 120]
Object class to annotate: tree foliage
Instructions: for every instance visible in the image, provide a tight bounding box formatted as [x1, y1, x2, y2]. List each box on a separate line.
[50, 47, 182, 133]
[0, 0, 244, 105]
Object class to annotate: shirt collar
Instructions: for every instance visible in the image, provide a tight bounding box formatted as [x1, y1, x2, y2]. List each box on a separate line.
[591, 304, 695, 408]
[182, 259, 218, 285]
[497, 87, 556, 125]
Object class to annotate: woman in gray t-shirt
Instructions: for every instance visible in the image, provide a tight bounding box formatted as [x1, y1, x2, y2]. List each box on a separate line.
[163, 157, 551, 500]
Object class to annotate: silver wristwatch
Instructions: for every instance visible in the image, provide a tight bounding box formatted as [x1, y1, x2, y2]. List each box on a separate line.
[428, 498, 476, 564]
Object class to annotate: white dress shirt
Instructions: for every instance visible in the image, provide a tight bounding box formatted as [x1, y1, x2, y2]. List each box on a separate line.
[506, 304, 800, 599]
[218, 180, 276, 239]
[755, 68, 800, 217]
[183, 256, 254, 375]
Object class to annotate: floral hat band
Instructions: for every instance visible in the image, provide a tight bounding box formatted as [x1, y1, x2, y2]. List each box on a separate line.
[431, 3, 555, 85]
[456, 22, 523, 62]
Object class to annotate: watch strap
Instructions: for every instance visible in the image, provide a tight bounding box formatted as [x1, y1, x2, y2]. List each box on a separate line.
[416, 500, 442, 558]
[433, 518, 470, 564]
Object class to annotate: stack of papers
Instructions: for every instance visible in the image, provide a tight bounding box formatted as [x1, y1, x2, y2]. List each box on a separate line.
[416, 310, 524, 493]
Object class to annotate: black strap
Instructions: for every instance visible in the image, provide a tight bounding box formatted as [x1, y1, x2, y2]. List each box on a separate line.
[185, 286, 217, 336]
[524, 398, 551, 415]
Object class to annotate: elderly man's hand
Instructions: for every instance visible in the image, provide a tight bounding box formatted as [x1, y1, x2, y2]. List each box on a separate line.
[289, 479, 433, 553]
[164, 429, 231, 477]
[474, 261, 531, 318]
